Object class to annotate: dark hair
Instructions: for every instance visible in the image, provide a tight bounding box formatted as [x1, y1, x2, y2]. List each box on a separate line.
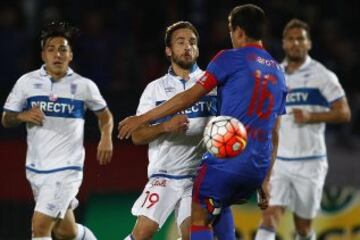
[283, 18, 311, 39]
[229, 4, 266, 40]
[40, 21, 79, 49]
[164, 21, 199, 47]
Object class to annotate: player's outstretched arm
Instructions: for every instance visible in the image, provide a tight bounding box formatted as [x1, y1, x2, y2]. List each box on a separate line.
[131, 114, 189, 145]
[2, 105, 45, 128]
[118, 84, 207, 139]
[95, 108, 113, 165]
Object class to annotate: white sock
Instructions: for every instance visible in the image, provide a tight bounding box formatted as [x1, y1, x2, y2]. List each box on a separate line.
[295, 231, 316, 240]
[255, 227, 276, 240]
[32, 238, 52, 240]
[75, 224, 97, 240]
[124, 234, 135, 240]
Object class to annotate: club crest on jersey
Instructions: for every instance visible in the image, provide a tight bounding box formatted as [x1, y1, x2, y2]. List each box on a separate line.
[164, 87, 175, 93]
[49, 93, 58, 101]
[70, 84, 77, 95]
[33, 83, 43, 89]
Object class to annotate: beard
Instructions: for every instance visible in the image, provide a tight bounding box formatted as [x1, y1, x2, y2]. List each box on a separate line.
[172, 54, 197, 70]
[286, 54, 305, 62]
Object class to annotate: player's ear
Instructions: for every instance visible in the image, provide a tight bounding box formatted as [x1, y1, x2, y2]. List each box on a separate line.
[41, 50, 45, 62]
[308, 39, 312, 51]
[69, 50, 73, 62]
[165, 47, 172, 58]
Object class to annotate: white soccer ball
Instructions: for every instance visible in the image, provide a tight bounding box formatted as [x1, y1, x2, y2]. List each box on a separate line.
[203, 116, 247, 158]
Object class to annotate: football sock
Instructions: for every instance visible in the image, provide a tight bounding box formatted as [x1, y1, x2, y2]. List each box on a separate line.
[75, 224, 97, 240]
[213, 207, 236, 240]
[124, 234, 135, 240]
[295, 231, 316, 240]
[190, 225, 213, 240]
[254, 226, 276, 240]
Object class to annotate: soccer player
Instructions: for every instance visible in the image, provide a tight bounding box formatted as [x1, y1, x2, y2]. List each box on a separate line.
[123, 21, 235, 240]
[118, 4, 287, 240]
[2, 22, 113, 240]
[254, 19, 351, 240]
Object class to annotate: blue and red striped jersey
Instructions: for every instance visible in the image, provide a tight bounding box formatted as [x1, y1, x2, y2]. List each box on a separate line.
[197, 43, 287, 175]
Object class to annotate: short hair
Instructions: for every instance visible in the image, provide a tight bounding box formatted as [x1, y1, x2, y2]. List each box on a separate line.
[164, 21, 199, 47]
[40, 21, 79, 49]
[282, 18, 311, 39]
[229, 4, 266, 40]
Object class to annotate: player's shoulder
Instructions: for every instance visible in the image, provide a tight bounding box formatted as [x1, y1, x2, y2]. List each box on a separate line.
[70, 71, 99, 87]
[15, 69, 41, 86]
[308, 58, 338, 81]
[146, 74, 168, 89]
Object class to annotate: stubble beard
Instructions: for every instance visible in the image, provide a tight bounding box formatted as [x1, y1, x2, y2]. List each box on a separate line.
[172, 55, 196, 70]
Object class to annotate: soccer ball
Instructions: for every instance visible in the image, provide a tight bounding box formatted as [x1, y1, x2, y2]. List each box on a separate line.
[203, 116, 247, 158]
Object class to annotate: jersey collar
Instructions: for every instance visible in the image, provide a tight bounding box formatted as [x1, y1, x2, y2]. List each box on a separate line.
[40, 65, 74, 78]
[244, 42, 264, 49]
[281, 55, 312, 73]
[168, 63, 201, 80]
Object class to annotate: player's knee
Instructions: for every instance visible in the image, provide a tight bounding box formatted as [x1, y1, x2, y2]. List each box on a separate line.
[52, 224, 77, 240]
[132, 227, 156, 240]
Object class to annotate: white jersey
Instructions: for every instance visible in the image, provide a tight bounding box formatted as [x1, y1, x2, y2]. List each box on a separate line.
[3, 66, 107, 173]
[277, 56, 345, 161]
[136, 66, 217, 178]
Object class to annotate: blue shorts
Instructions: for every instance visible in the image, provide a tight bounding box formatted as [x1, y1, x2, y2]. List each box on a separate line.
[193, 162, 264, 209]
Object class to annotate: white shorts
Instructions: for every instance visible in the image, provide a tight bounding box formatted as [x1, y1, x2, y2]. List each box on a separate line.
[269, 159, 328, 219]
[132, 176, 193, 229]
[26, 170, 83, 219]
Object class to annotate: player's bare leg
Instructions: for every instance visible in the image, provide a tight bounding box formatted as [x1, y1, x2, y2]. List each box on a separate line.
[255, 205, 285, 240]
[293, 214, 315, 240]
[130, 215, 159, 240]
[52, 210, 77, 239]
[53, 209, 97, 240]
[179, 216, 191, 240]
[190, 200, 213, 240]
[32, 211, 56, 237]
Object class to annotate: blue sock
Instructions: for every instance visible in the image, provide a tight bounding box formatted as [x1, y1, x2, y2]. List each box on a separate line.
[191, 225, 213, 240]
[213, 206, 236, 240]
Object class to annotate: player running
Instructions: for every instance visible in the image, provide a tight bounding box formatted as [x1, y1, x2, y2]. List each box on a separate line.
[2, 22, 113, 240]
[255, 19, 351, 240]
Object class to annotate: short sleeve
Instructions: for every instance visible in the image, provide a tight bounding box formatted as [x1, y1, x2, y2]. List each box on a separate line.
[136, 82, 156, 115]
[3, 77, 27, 112]
[85, 80, 107, 111]
[321, 70, 345, 103]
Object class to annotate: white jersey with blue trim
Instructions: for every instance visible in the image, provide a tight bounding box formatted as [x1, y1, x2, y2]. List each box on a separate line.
[3, 66, 107, 173]
[277, 56, 345, 161]
[136, 66, 217, 178]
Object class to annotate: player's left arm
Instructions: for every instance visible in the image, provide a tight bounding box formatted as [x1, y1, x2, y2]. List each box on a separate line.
[258, 117, 281, 210]
[293, 97, 351, 124]
[94, 108, 114, 165]
[118, 84, 208, 139]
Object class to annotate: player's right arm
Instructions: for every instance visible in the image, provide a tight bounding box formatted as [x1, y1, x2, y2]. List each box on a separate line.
[131, 114, 189, 145]
[2, 106, 45, 128]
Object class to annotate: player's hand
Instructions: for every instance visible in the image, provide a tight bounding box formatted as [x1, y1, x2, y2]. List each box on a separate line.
[257, 180, 270, 210]
[292, 108, 311, 123]
[118, 115, 147, 139]
[17, 105, 45, 126]
[163, 115, 189, 134]
[97, 137, 113, 165]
